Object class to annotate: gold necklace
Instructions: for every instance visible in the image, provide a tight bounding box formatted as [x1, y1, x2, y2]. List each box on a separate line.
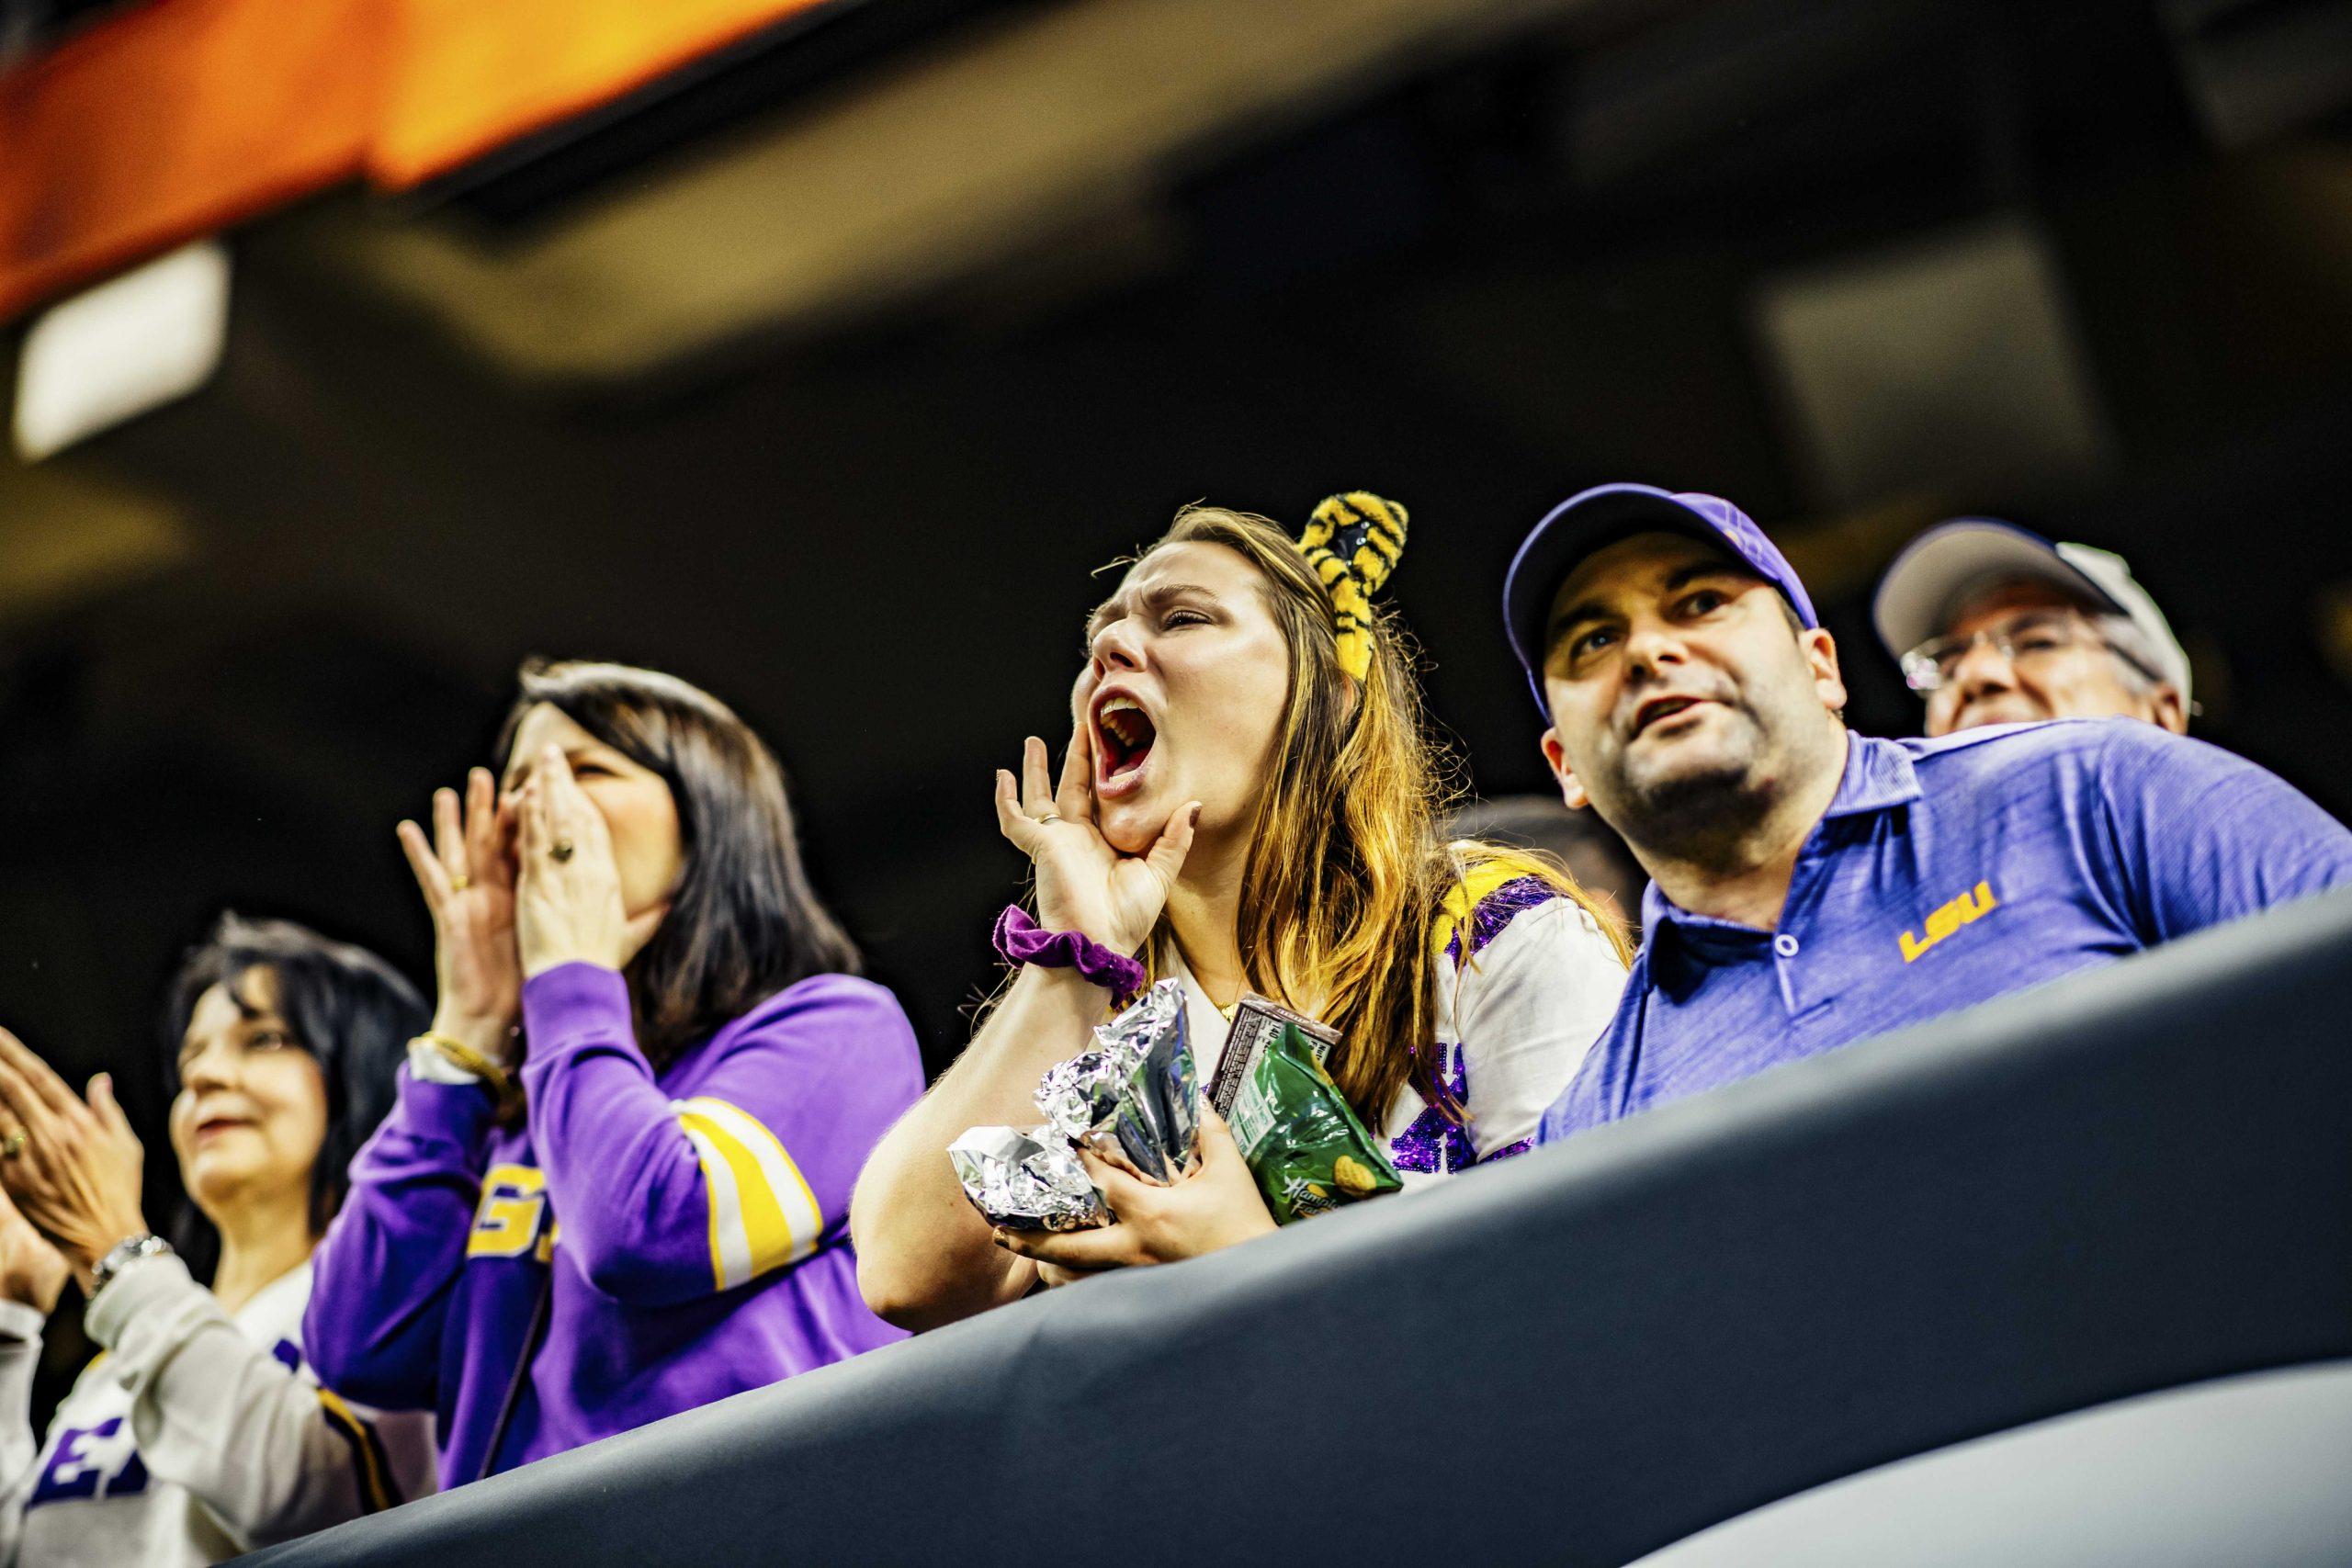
[1168, 934, 1243, 1022]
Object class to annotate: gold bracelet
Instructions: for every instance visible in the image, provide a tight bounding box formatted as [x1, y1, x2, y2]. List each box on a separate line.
[413, 1032, 520, 1108]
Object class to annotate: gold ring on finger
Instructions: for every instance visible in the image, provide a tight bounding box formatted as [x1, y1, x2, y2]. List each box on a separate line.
[1, 1130, 24, 1160]
[1035, 813, 1062, 826]
[449, 873, 472, 892]
[551, 839, 575, 863]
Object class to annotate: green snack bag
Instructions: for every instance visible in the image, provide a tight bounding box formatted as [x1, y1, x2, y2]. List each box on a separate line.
[1227, 1021, 1403, 1224]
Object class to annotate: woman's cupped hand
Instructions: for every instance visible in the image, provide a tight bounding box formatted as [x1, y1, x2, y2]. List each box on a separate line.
[992, 727, 1199, 957]
[513, 744, 667, 980]
[398, 768, 525, 1058]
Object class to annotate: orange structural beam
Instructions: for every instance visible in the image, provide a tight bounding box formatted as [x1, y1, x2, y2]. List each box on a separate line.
[373, 0, 827, 188]
[0, 0, 829, 323]
[0, 0, 379, 322]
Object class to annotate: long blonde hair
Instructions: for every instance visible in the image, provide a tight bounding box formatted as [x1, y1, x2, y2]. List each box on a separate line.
[1144, 505, 1629, 1126]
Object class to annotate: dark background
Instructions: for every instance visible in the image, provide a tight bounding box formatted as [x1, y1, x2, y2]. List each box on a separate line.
[5, 0, 2351, 1389]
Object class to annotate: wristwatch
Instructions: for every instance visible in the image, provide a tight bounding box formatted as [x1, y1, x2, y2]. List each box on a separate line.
[90, 1234, 174, 1299]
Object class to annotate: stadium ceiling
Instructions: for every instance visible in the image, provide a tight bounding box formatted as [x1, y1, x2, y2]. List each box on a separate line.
[283, 0, 1675, 387]
[0, 0, 844, 319]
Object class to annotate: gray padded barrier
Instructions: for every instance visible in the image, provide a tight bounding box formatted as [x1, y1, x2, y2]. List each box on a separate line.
[252, 886, 2352, 1567]
[1635, 1359, 2352, 1565]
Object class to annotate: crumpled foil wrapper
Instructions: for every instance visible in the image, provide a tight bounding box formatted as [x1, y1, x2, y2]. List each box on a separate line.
[1094, 979, 1198, 1184]
[1035, 1043, 1139, 1145]
[948, 980, 1203, 1231]
[947, 1124, 1110, 1232]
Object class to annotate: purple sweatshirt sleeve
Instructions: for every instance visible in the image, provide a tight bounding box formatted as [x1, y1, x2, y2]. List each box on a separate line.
[303, 1068, 500, 1410]
[518, 963, 921, 1307]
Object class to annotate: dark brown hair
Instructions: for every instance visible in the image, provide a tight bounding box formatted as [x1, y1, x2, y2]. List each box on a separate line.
[497, 660, 859, 1065]
[162, 913, 426, 1273]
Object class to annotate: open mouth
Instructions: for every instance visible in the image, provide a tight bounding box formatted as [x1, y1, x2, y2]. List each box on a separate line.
[195, 1116, 254, 1140]
[1631, 695, 1708, 739]
[1093, 694, 1159, 787]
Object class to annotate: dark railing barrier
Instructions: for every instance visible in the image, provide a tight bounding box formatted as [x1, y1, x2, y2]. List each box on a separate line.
[253, 887, 2352, 1567]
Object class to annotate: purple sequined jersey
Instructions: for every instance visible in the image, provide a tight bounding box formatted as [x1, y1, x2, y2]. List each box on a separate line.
[1391, 874, 1589, 1175]
[1442, 874, 1558, 966]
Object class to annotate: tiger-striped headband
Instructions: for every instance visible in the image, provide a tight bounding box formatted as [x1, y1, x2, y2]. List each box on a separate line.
[1296, 491, 1408, 682]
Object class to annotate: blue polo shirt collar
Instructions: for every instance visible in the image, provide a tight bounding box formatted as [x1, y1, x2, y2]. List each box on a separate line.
[1819, 732, 1923, 821]
[1641, 734, 1922, 961]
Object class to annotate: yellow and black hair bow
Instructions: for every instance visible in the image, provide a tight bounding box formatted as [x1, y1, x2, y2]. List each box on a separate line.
[1297, 491, 1408, 682]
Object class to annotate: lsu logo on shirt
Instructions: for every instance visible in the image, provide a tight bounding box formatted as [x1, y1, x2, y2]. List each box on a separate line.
[1900, 881, 1999, 963]
[469, 1164, 558, 1262]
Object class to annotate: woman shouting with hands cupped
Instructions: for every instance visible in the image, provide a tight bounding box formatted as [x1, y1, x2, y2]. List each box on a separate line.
[304, 660, 924, 1487]
[850, 496, 1631, 1331]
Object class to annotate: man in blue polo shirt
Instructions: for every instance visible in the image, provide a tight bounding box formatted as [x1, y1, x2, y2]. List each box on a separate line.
[1500, 482, 2352, 1141]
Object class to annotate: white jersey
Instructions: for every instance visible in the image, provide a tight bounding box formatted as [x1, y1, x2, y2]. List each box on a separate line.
[0, 1253, 435, 1566]
[1170, 863, 1628, 1182]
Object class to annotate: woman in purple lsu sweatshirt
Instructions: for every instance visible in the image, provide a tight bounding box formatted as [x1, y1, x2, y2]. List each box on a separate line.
[305, 660, 922, 1486]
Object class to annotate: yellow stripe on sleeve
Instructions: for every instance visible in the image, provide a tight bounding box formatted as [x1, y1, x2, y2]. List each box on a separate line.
[673, 1096, 824, 1291]
[677, 1116, 751, 1288]
[316, 1388, 398, 1513]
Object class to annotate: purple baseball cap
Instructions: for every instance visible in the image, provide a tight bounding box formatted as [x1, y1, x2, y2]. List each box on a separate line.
[1502, 482, 1818, 711]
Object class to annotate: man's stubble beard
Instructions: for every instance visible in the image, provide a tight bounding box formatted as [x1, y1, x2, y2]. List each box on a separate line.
[1604, 704, 1777, 854]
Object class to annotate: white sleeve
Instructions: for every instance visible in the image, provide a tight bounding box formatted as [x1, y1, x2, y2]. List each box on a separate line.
[1453, 897, 1629, 1160]
[407, 1038, 487, 1085]
[0, 1299, 46, 1566]
[79, 1254, 414, 1551]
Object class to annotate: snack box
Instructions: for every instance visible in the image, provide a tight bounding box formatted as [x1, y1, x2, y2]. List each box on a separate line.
[1207, 993, 1338, 1117]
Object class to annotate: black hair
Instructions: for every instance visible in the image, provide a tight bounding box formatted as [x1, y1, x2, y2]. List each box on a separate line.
[160, 913, 426, 1277]
[496, 660, 860, 1066]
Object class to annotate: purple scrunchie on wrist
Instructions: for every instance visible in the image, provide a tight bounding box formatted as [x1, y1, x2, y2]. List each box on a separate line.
[992, 906, 1146, 1006]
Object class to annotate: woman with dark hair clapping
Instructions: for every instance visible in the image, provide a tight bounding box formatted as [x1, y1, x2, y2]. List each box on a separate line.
[0, 916, 436, 1565]
[306, 660, 922, 1485]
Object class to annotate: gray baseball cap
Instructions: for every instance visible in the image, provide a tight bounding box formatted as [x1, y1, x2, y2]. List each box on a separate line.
[1872, 519, 2192, 705]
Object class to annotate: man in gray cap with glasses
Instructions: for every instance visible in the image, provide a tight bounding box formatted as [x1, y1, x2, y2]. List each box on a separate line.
[1500, 482, 2349, 1143]
[1873, 520, 2190, 737]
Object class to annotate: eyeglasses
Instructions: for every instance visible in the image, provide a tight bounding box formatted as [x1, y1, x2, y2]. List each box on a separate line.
[1901, 610, 2160, 694]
